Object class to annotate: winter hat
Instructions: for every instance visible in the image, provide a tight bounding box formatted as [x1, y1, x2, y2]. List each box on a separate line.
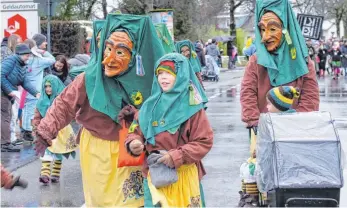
[267, 86, 300, 111]
[32, 34, 46, 47]
[15, 43, 32, 55]
[156, 60, 176, 77]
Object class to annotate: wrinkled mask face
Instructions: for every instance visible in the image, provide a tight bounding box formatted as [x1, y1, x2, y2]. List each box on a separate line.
[102, 31, 133, 77]
[258, 12, 283, 52]
[180, 46, 190, 59]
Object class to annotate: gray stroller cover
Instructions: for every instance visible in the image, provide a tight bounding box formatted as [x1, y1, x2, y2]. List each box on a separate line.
[204, 55, 220, 76]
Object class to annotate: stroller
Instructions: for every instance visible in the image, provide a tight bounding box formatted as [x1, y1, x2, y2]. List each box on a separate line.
[202, 55, 220, 82]
[256, 112, 344, 207]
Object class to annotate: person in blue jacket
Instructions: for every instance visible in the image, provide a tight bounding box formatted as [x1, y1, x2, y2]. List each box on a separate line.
[1, 44, 40, 152]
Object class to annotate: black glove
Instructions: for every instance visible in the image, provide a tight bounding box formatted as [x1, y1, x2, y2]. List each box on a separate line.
[247, 126, 258, 135]
[118, 105, 137, 123]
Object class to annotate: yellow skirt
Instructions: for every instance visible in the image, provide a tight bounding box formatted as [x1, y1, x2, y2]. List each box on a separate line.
[80, 128, 144, 207]
[47, 124, 77, 154]
[147, 163, 201, 207]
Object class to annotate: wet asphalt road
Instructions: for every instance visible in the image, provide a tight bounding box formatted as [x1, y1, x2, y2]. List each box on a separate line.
[1, 69, 347, 207]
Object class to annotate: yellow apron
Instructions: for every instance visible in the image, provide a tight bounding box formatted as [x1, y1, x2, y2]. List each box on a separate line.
[147, 163, 201, 207]
[47, 124, 77, 154]
[79, 128, 144, 207]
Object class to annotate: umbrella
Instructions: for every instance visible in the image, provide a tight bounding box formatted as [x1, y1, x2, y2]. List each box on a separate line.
[212, 35, 235, 43]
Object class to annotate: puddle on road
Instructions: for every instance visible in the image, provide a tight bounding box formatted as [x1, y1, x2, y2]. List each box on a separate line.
[319, 77, 347, 98]
[1, 142, 36, 169]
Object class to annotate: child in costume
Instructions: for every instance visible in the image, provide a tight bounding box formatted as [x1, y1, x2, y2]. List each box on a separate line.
[175, 40, 205, 89]
[126, 53, 213, 207]
[34, 14, 165, 207]
[239, 86, 300, 207]
[33, 75, 77, 184]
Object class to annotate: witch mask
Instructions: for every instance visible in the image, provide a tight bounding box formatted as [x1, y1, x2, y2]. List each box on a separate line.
[102, 31, 133, 77]
[258, 12, 283, 52]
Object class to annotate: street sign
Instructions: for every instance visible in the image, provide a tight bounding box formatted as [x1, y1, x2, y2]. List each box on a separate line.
[297, 14, 324, 40]
[0, 0, 39, 41]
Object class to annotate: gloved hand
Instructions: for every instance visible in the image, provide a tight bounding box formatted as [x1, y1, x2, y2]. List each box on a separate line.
[246, 126, 258, 135]
[33, 134, 50, 157]
[118, 105, 137, 124]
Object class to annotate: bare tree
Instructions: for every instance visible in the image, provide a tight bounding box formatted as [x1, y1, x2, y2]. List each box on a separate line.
[229, 0, 254, 36]
[292, 0, 347, 38]
[292, 0, 316, 14]
[55, 0, 98, 20]
[101, 0, 108, 18]
[323, 0, 347, 38]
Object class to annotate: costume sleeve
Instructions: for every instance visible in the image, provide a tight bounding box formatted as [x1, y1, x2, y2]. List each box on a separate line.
[36, 73, 87, 145]
[240, 55, 260, 127]
[32, 109, 42, 131]
[1, 164, 13, 189]
[296, 59, 320, 112]
[195, 72, 205, 90]
[168, 109, 213, 169]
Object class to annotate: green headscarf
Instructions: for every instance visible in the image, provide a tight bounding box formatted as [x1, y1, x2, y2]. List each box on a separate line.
[36, 75, 66, 117]
[69, 20, 105, 79]
[175, 40, 202, 73]
[85, 14, 165, 123]
[155, 23, 175, 54]
[138, 53, 208, 145]
[255, 0, 309, 86]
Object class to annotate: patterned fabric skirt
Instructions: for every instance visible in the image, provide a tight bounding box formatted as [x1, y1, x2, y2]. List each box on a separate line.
[79, 128, 144, 207]
[146, 163, 203, 207]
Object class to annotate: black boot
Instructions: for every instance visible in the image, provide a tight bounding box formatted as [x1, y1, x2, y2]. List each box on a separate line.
[22, 131, 34, 142]
[237, 191, 259, 207]
[1, 143, 21, 152]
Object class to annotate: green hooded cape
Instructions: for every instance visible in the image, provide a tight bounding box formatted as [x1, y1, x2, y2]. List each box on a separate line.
[85, 14, 165, 123]
[138, 53, 208, 145]
[175, 40, 202, 73]
[255, 0, 309, 86]
[155, 23, 175, 54]
[69, 20, 105, 79]
[36, 75, 66, 117]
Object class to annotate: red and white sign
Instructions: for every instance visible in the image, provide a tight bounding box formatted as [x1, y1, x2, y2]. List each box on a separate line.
[0, 1, 39, 41]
